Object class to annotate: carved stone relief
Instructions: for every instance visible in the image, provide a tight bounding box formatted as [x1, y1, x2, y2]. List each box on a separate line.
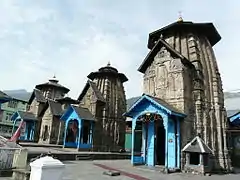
[159, 46, 171, 58]
[156, 64, 168, 89]
[169, 58, 183, 72]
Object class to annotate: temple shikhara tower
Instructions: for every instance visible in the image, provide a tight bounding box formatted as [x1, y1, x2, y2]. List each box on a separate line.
[12, 63, 128, 152]
[125, 17, 231, 173]
[78, 63, 128, 151]
[141, 18, 231, 170]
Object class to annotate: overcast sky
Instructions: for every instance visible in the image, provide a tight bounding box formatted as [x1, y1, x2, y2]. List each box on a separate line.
[0, 0, 239, 98]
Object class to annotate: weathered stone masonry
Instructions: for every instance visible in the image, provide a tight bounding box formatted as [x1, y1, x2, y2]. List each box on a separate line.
[138, 19, 231, 171]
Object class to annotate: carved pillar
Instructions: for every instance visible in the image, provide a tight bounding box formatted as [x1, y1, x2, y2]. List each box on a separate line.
[131, 116, 137, 165]
[188, 35, 204, 137]
[162, 113, 168, 169]
[77, 120, 82, 150]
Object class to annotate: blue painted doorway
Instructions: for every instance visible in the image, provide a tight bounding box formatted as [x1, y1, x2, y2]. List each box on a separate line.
[146, 121, 155, 166]
[167, 119, 176, 168]
[155, 119, 165, 166]
[146, 118, 166, 166]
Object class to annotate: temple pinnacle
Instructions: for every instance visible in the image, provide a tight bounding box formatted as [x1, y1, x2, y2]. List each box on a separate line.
[107, 61, 111, 66]
[177, 11, 183, 22]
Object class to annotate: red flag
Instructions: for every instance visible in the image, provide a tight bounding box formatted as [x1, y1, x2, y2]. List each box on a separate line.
[9, 120, 24, 142]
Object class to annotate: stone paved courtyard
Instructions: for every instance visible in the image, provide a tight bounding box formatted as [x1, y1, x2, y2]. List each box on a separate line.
[59, 160, 240, 180]
[2, 160, 240, 180]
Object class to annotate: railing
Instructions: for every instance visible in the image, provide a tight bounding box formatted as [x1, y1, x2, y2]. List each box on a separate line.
[0, 147, 20, 170]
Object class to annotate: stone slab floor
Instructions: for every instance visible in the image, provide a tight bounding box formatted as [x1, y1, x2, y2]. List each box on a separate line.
[2, 160, 240, 180]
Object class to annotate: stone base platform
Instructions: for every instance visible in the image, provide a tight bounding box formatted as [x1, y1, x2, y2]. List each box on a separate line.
[20, 143, 131, 162]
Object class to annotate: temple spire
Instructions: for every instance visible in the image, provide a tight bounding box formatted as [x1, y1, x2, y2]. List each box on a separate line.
[49, 74, 59, 83]
[177, 11, 183, 22]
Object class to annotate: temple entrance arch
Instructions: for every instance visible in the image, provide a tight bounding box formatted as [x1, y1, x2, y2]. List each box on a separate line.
[11, 111, 36, 141]
[123, 94, 186, 170]
[155, 115, 165, 165]
[61, 105, 95, 150]
[65, 119, 79, 147]
[138, 112, 167, 166]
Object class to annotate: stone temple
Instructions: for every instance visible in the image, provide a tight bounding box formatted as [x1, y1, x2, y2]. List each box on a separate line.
[10, 17, 232, 173]
[125, 17, 231, 173]
[11, 63, 128, 152]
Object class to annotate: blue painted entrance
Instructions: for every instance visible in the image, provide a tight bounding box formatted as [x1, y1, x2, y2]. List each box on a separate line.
[147, 121, 155, 166]
[123, 94, 186, 170]
[167, 119, 176, 168]
[60, 105, 95, 150]
[11, 111, 36, 141]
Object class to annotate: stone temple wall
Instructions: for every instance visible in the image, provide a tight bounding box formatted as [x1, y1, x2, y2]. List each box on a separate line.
[92, 76, 126, 151]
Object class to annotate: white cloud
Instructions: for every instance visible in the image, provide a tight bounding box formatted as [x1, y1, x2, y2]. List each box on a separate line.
[0, 0, 240, 99]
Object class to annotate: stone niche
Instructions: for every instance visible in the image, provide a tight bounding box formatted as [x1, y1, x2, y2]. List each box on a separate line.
[182, 135, 213, 175]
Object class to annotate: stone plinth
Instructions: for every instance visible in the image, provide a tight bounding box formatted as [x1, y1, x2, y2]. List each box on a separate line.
[29, 156, 65, 180]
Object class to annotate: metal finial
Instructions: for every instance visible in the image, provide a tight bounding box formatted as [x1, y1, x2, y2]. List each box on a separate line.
[49, 73, 59, 83]
[107, 61, 111, 66]
[177, 11, 183, 22]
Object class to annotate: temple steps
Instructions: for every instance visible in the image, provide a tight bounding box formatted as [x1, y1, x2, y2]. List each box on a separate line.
[75, 154, 92, 161]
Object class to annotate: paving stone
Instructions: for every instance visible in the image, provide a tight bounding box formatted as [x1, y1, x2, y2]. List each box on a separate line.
[1, 160, 240, 180]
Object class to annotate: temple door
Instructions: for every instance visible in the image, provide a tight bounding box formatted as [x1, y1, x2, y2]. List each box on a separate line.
[147, 121, 155, 166]
[167, 119, 176, 168]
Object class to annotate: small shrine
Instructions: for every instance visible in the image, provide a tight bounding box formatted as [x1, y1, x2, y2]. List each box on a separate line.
[226, 110, 240, 167]
[182, 135, 213, 174]
[60, 105, 95, 150]
[123, 94, 186, 169]
[11, 111, 37, 141]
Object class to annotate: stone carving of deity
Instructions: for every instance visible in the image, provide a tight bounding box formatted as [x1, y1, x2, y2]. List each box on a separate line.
[159, 46, 171, 58]
[156, 65, 168, 89]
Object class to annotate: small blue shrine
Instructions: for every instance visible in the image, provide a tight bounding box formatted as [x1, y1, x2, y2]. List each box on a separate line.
[60, 105, 95, 150]
[123, 94, 186, 169]
[228, 111, 240, 126]
[11, 111, 37, 141]
[227, 110, 240, 167]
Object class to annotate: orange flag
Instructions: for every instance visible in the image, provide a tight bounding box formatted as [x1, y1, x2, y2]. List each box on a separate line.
[9, 120, 24, 142]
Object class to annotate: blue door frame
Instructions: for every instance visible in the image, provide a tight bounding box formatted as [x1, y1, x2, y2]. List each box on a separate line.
[131, 114, 180, 169]
[124, 94, 185, 170]
[146, 121, 155, 166]
[13, 119, 35, 141]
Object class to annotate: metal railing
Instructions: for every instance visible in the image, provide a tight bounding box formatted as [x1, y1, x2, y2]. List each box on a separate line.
[0, 147, 20, 170]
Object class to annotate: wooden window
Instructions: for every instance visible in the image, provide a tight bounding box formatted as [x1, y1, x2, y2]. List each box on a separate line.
[5, 113, 13, 121]
[8, 101, 17, 108]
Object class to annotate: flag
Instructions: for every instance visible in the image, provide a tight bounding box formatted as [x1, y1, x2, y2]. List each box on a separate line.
[8, 120, 24, 142]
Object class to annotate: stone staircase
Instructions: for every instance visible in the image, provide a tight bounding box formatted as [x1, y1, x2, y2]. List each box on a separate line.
[75, 154, 92, 160]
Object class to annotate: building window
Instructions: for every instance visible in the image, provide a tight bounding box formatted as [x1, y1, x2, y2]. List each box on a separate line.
[5, 113, 13, 121]
[189, 152, 200, 165]
[8, 101, 17, 108]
